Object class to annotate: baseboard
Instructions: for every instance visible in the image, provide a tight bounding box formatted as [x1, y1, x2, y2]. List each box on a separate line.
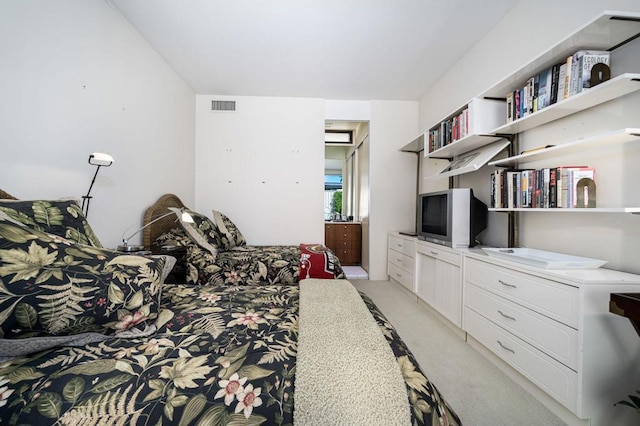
[466, 335, 589, 426]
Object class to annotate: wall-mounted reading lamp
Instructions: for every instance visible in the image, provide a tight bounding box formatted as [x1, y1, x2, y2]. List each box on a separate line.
[82, 152, 114, 218]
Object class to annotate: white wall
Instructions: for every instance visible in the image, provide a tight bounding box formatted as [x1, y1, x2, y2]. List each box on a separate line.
[0, 0, 196, 249]
[369, 101, 419, 279]
[418, 0, 640, 273]
[195, 95, 326, 245]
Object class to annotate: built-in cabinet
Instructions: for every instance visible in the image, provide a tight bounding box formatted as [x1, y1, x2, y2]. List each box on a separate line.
[387, 232, 416, 292]
[387, 230, 640, 425]
[325, 222, 361, 266]
[463, 252, 640, 425]
[415, 241, 463, 328]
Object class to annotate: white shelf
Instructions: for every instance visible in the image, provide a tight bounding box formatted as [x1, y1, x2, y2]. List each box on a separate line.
[426, 134, 505, 159]
[489, 74, 640, 135]
[489, 128, 640, 167]
[481, 11, 640, 99]
[490, 207, 640, 213]
[401, 132, 425, 153]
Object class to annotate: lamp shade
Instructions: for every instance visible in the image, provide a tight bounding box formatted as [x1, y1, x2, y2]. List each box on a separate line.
[89, 152, 114, 167]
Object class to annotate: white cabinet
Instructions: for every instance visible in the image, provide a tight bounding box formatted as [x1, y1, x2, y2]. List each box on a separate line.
[387, 233, 416, 292]
[463, 252, 640, 425]
[415, 241, 463, 327]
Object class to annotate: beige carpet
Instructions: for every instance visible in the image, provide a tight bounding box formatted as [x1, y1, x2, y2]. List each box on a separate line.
[351, 279, 568, 426]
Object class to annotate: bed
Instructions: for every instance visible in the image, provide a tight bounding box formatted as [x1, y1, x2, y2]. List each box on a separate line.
[0, 193, 461, 425]
[142, 194, 345, 286]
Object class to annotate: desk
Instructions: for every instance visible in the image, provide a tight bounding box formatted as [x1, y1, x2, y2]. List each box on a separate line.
[610, 293, 640, 337]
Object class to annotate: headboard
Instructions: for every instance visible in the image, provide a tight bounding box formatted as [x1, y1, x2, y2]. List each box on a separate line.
[143, 193, 187, 250]
[0, 189, 18, 200]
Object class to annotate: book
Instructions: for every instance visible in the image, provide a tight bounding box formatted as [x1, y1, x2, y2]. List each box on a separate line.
[580, 50, 610, 90]
[537, 68, 550, 110]
[563, 55, 572, 100]
[549, 168, 557, 208]
[506, 92, 514, 123]
[549, 63, 561, 105]
[569, 167, 596, 207]
[557, 63, 567, 103]
[570, 50, 610, 95]
[526, 77, 535, 115]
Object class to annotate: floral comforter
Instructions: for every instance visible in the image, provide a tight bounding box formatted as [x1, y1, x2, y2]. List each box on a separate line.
[0, 283, 460, 425]
[157, 228, 345, 286]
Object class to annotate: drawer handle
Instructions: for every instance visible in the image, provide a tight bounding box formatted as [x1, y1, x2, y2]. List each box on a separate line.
[498, 279, 516, 288]
[497, 340, 515, 354]
[396, 273, 402, 278]
[430, 251, 439, 256]
[397, 258, 402, 262]
[396, 243, 403, 248]
[498, 310, 516, 321]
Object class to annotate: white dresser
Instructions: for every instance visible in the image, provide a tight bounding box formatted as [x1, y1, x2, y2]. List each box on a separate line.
[387, 232, 417, 292]
[463, 251, 640, 425]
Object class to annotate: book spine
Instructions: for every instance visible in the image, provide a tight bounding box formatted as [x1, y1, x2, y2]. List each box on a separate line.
[549, 168, 557, 208]
[557, 63, 567, 103]
[563, 55, 572, 99]
[506, 93, 514, 123]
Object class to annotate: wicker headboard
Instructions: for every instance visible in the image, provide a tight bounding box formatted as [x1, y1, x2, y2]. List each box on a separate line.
[0, 189, 18, 200]
[142, 194, 187, 250]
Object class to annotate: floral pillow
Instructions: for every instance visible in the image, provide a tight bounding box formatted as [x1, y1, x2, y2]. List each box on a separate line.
[0, 217, 174, 339]
[212, 210, 246, 250]
[0, 199, 102, 247]
[174, 209, 220, 256]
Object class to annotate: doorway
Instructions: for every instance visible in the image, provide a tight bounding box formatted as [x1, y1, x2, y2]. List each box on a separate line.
[324, 120, 369, 278]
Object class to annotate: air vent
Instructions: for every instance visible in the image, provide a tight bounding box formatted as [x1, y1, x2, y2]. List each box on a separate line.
[211, 100, 236, 112]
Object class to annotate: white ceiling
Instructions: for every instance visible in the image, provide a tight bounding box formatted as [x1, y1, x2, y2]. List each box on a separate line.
[108, 0, 519, 101]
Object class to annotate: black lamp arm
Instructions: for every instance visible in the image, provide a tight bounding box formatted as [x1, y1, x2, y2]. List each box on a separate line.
[81, 164, 103, 217]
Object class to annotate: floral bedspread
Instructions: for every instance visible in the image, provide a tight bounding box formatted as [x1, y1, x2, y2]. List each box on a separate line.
[155, 227, 345, 286]
[185, 244, 345, 286]
[0, 283, 460, 425]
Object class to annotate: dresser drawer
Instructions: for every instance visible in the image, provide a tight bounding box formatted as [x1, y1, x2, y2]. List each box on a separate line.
[465, 258, 579, 328]
[465, 307, 578, 412]
[389, 235, 416, 257]
[416, 243, 461, 266]
[465, 283, 578, 370]
[388, 248, 415, 272]
[388, 262, 414, 292]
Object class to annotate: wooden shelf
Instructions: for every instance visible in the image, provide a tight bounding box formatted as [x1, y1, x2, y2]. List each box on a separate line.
[489, 128, 640, 167]
[489, 74, 640, 135]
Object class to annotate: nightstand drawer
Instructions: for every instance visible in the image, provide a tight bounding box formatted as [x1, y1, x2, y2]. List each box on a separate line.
[465, 258, 579, 328]
[465, 283, 578, 370]
[465, 307, 578, 411]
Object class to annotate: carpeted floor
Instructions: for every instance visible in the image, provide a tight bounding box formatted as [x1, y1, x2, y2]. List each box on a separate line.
[351, 279, 569, 426]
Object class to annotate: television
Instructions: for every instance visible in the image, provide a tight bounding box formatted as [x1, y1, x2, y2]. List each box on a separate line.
[417, 188, 487, 248]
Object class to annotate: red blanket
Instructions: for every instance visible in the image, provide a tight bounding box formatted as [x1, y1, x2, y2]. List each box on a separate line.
[299, 244, 338, 280]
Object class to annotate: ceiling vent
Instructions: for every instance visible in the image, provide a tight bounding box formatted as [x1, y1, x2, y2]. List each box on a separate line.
[211, 100, 236, 112]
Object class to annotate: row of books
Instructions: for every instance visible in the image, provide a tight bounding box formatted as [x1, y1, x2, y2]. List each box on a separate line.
[505, 50, 610, 123]
[427, 107, 469, 153]
[490, 167, 596, 209]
